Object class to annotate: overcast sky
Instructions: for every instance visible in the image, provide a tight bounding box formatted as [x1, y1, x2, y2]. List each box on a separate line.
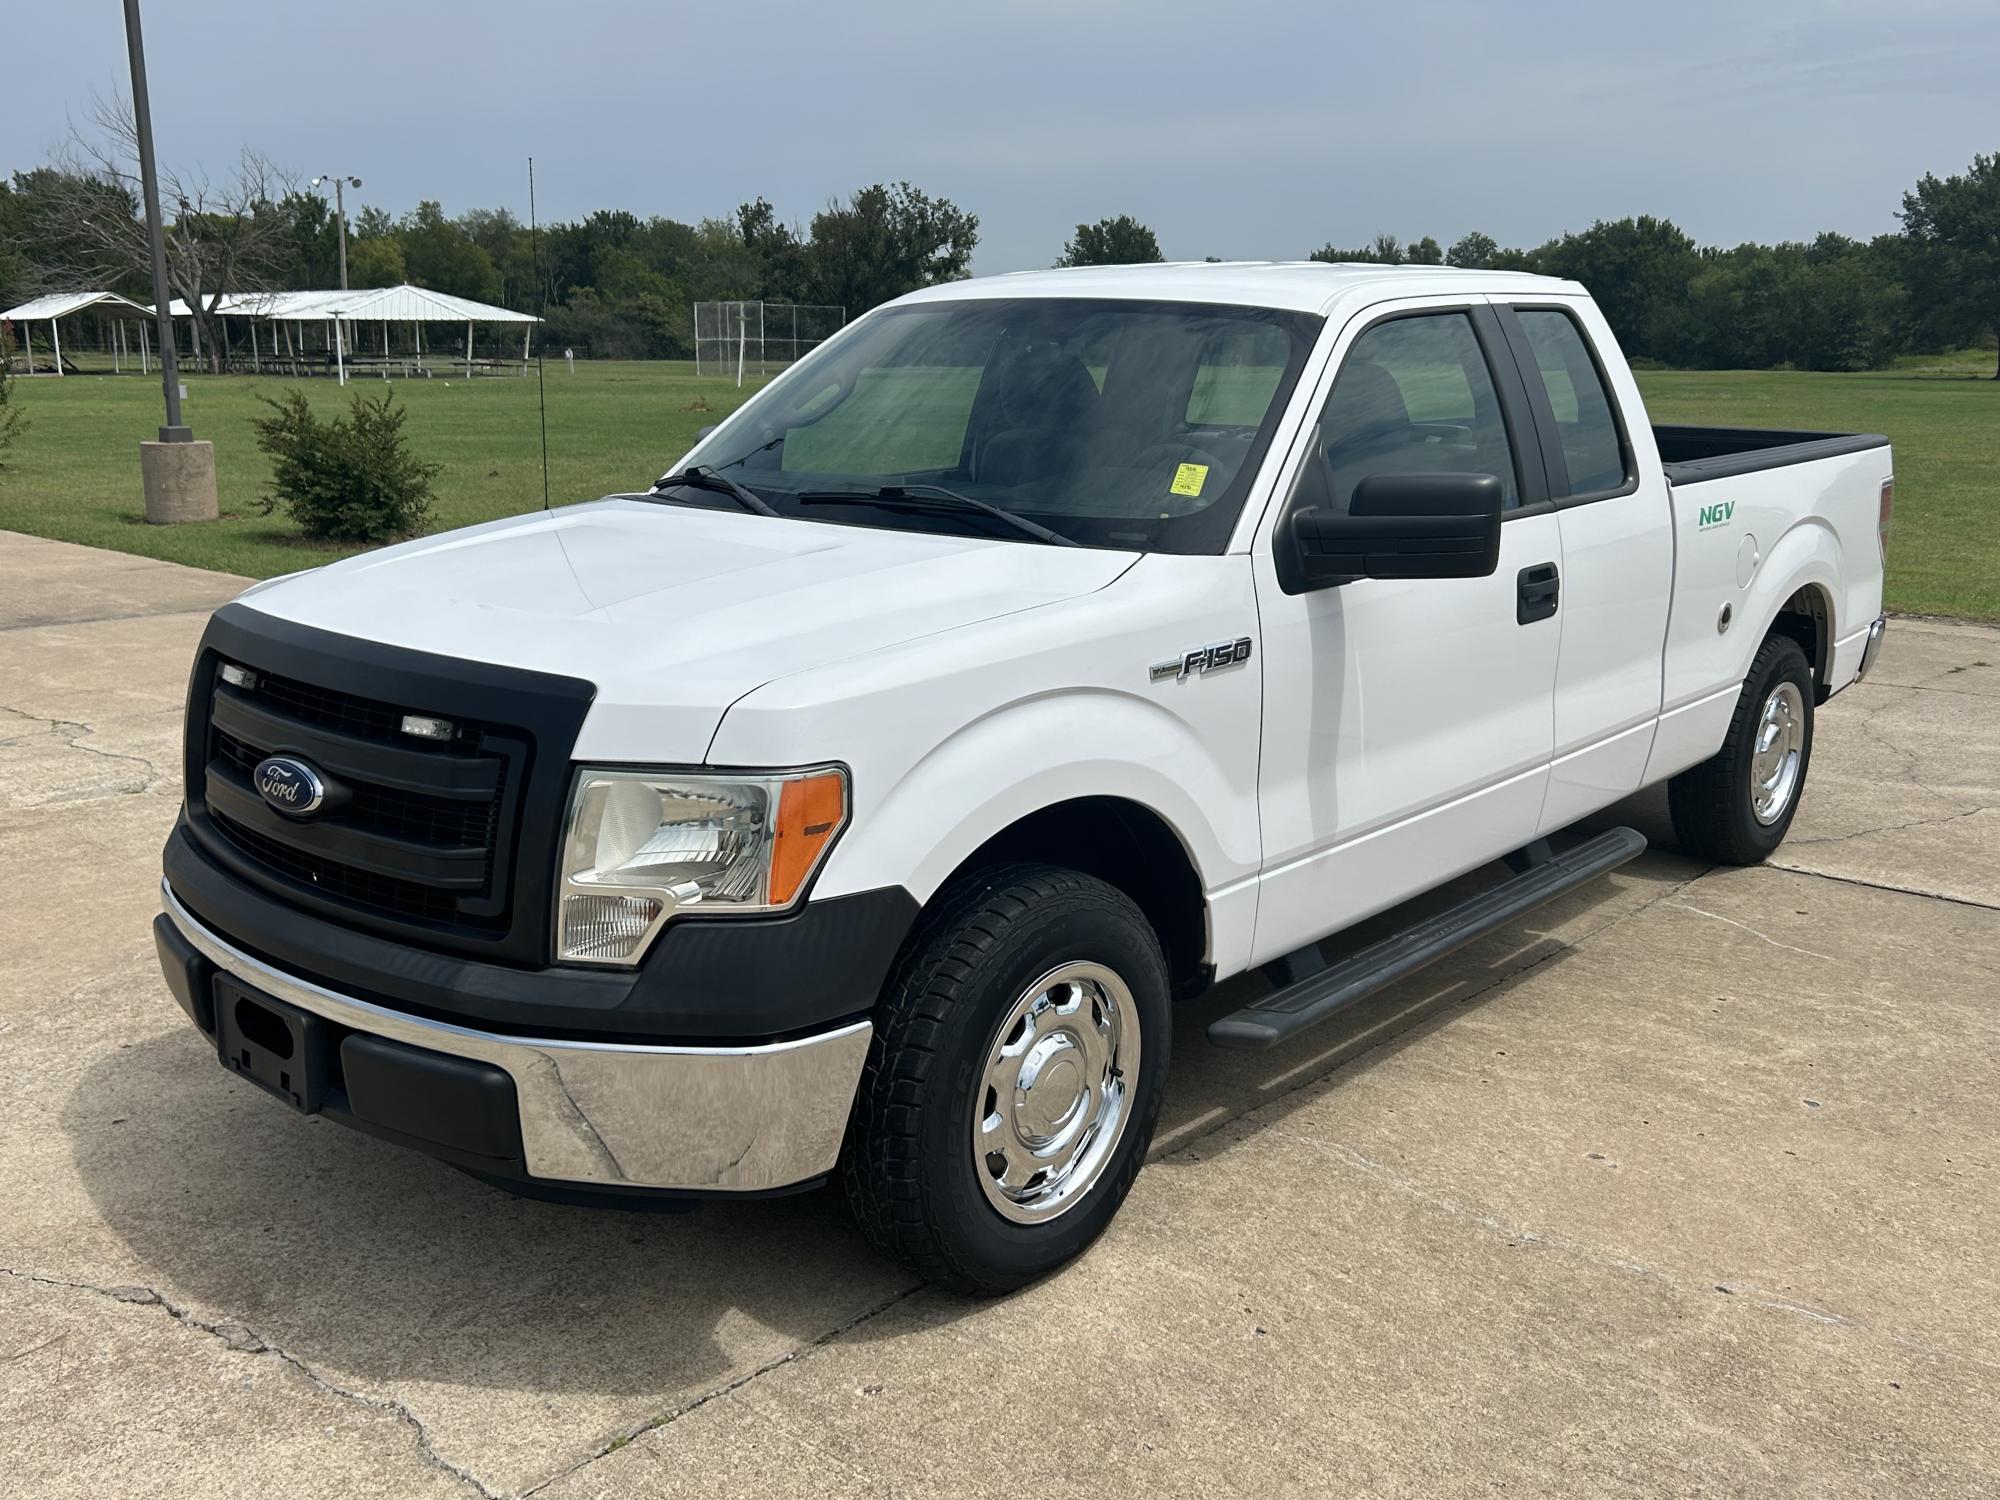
[7, 0, 1994, 273]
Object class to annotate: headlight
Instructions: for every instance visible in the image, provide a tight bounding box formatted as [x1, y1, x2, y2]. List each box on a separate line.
[555, 767, 847, 965]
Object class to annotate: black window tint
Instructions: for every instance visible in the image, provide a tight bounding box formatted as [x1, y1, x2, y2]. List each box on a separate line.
[1515, 310, 1628, 495]
[1301, 313, 1519, 515]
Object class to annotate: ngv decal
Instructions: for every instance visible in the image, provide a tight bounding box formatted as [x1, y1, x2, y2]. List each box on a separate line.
[1151, 637, 1253, 683]
[1698, 500, 1736, 530]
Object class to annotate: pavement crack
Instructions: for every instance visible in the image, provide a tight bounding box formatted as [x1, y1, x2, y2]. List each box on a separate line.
[1666, 901, 1839, 962]
[1787, 804, 1993, 848]
[0, 702, 164, 795]
[518, 1283, 926, 1496]
[1764, 863, 2000, 913]
[0, 1266, 500, 1498]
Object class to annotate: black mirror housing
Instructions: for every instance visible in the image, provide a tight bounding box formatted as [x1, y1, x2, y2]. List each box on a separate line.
[1284, 472, 1504, 591]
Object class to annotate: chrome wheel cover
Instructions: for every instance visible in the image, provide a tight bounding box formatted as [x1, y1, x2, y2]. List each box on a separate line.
[972, 961, 1139, 1224]
[1750, 680, 1805, 825]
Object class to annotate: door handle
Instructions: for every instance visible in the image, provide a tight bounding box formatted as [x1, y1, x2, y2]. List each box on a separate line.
[1517, 562, 1559, 625]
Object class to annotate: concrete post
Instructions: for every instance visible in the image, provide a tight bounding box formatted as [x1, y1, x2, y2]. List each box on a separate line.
[140, 439, 218, 523]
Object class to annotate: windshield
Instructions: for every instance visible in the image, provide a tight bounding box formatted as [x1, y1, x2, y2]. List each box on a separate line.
[679, 297, 1322, 553]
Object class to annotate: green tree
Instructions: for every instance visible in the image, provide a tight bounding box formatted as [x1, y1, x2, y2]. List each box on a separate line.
[1309, 233, 1403, 265]
[253, 387, 439, 542]
[0, 322, 29, 464]
[399, 201, 501, 301]
[274, 190, 340, 287]
[1054, 215, 1164, 267]
[804, 183, 978, 313]
[1446, 231, 1497, 269]
[738, 196, 811, 303]
[1901, 151, 2000, 378]
[1533, 216, 1698, 362]
[345, 234, 405, 288]
[1405, 235, 1443, 266]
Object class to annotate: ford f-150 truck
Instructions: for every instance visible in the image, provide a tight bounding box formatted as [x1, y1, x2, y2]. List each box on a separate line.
[155, 263, 1891, 1293]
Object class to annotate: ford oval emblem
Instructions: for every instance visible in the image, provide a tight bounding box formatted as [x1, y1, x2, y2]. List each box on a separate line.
[253, 755, 327, 816]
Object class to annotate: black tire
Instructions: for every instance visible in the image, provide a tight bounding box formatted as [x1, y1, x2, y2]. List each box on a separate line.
[1668, 633, 1815, 865]
[840, 863, 1171, 1295]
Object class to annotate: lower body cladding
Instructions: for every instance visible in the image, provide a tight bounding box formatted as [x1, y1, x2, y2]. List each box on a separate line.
[155, 880, 872, 1196]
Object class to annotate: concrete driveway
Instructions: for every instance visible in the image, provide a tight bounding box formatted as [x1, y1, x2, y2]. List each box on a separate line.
[3, 528, 1996, 1499]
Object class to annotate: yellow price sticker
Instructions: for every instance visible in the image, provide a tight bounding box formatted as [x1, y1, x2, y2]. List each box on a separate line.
[1170, 462, 1209, 498]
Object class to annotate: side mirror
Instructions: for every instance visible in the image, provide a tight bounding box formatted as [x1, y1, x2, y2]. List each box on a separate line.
[696, 424, 717, 440]
[1285, 472, 1503, 591]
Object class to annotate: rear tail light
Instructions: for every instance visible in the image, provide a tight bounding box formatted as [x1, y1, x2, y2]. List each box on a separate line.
[1878, 479, 1894, 562]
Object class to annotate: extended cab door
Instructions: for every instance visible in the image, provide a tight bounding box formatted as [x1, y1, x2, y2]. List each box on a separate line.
[1247, 299, 1564, 966]
[1487, 298, 1675, 832]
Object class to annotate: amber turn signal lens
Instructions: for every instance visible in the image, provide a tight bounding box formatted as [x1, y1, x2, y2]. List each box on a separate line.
[768, 772, 847, 906]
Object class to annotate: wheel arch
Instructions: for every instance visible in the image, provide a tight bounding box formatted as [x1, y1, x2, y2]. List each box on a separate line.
[938, 796, 1212, 997]
[1769, 579, 1836, 701]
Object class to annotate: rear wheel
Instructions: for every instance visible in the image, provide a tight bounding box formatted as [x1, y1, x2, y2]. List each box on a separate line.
[841, 864, 1170, 1295]
[1669, 634, 1815, 864]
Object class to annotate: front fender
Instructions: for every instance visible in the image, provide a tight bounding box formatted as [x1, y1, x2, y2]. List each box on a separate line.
[815, 686, 1259, 976]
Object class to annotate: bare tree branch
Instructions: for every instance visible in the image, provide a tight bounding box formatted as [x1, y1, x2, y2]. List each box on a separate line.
[21, 93, 296, 371]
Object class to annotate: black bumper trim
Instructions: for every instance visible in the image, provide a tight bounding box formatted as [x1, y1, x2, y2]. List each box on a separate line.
[164, 818, 918, 1045]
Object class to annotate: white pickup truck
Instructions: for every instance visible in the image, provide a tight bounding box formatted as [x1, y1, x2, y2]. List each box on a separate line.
[156, 263, 1891, 1293]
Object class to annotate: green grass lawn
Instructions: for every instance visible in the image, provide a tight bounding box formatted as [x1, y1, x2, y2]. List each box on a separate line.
[1635, 351, 2000, 620]
[0, 361, 769, 578]
[2, 353, 1995, 618]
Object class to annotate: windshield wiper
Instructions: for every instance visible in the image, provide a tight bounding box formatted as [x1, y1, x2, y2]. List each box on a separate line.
[651, 465, 780, 517]
[798, 484, 1075, 547]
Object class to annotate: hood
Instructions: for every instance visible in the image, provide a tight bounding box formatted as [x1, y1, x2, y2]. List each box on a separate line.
[235, 498, 1137, 761]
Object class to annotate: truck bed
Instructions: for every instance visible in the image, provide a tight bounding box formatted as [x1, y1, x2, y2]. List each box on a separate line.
[1655, 424, 1890, 486]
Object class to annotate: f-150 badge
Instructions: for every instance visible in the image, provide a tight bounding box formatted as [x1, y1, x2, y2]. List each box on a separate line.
[1151, 637, 1253, 682]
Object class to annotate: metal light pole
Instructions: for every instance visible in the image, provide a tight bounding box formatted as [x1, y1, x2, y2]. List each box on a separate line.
[121, 0, 186, 441]
[311, 174, 362, 290]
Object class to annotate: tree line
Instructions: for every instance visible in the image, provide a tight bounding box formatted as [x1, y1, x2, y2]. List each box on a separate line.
[1054, 153, 2000, 377]
[2, 107, 1995, 378]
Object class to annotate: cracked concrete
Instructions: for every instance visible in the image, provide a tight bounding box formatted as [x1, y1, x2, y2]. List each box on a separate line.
[3, 530, 1997, 1498]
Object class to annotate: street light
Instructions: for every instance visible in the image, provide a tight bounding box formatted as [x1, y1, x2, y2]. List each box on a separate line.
[122, 0, 217, 524]
[310, 174, 363, 290]
[121, 0, 184, 441]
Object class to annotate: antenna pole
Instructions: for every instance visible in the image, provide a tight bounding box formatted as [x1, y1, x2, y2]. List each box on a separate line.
[528, 156, 551, 513]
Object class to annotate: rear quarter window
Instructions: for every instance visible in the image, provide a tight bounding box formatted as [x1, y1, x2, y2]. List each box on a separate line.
[1514, 309, 1630, 496]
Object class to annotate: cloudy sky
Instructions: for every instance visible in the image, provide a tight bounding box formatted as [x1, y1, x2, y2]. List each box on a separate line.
[7, 0, 1994, 272]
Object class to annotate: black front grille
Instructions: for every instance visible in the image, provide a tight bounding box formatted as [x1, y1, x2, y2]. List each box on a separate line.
[182, 605, 595, 964]
[194, 674, 525, 942]
[252, 669, 409, 741]
[208, 808, 471, 926]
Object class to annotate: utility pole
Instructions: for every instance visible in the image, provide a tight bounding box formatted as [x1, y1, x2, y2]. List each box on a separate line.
[121, 0, 184, 441]
[312, 174, 362, 290]
[124, 0, 217, 523]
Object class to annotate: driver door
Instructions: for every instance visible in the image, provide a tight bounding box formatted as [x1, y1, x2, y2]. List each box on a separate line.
[1248, 299, 1562, 965]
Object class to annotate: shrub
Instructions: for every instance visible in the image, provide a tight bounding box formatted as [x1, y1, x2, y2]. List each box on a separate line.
[252, 387, 439, 543]
[0, 323, 27, 465]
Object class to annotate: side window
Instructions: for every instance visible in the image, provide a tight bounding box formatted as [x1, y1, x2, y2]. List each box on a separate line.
[1513, 310, 1629, 496]
[1297, 313, 1519, 516]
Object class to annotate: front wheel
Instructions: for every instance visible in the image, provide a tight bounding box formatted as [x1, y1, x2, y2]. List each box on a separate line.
[1669, 633, 1815, 864]
[841, 864, 1170, 1295]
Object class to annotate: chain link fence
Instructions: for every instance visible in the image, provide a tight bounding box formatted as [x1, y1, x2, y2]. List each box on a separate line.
[692, 301, 846, 384]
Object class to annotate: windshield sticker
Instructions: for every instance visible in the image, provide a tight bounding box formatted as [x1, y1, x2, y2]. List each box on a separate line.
[1170, 463, 1209, 498]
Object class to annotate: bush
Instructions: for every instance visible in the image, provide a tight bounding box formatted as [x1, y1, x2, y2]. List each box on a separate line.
[0, 323, 27, 465]
[252, 387, 439, 543]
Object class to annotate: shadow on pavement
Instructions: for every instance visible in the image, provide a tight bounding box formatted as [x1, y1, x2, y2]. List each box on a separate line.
[62, 1027, 935, 1399]
[65, 801, 1695, 1401]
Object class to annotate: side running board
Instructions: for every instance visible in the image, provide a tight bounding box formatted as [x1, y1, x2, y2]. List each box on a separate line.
[1207, 826, 1647, 1051]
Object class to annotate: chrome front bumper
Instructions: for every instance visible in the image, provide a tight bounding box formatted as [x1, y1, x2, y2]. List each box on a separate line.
[161, 880, 871, 1192]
